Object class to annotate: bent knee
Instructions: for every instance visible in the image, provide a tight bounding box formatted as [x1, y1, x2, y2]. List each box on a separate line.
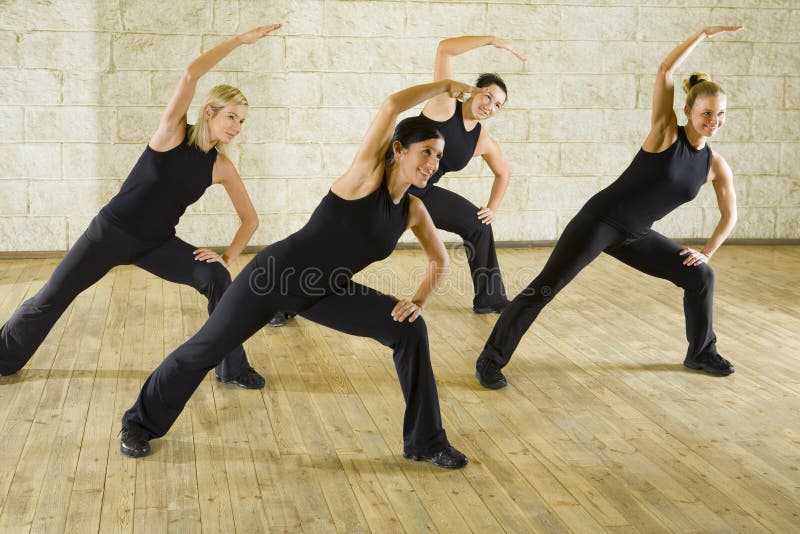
[392, 315, 428, 344]
[194, 262, 232, 291]
[462, 219, 493, 240]
[695, 263, 714, 286]
[683, 263, 714, 291]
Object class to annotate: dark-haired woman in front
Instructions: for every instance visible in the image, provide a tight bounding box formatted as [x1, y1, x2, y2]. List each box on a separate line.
[476, 26, 742, 389]
[119, 80, 479, 469]
[267, 35, 524, 327]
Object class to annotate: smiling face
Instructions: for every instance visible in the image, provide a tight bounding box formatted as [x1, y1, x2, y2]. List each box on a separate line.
[467, 83, 507, 121]
[206, 104, 248, 144]
[394, 137, 445, 188]
[684, 94, 727, 139]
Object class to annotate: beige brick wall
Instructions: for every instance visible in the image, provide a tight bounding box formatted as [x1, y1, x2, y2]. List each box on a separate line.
[1, 0, 798, 251]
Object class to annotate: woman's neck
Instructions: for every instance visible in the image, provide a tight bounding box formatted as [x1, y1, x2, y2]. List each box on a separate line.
[460, 99, 480, 129]
[385, 164, 411, 205]
[683, 123, 708, 150]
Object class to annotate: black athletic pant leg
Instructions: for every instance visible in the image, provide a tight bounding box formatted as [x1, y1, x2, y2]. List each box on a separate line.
[604, 229, 717, 360]
[132, 236, 251, 380]
[0, 216, 131, 374]
[122, 251, 306, 438]
[480, 211, 626, 367]
[300, 281, 448, 456]
[415, 186, 507, 308]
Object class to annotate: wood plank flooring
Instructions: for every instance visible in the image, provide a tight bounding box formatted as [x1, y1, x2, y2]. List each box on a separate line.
[0, 245, 798, 533]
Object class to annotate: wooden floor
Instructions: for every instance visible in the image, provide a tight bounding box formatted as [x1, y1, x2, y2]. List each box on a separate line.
[0, 245, 798, 533]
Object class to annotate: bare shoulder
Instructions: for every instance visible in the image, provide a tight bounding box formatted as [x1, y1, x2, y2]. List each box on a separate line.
[148, 118, 187, 152]
[212, 152, 238, 184]
[710, 151, 733, 183]
[330, 161, 383, 200]
[474, 126, 496, 156]
[422, 96, 456, 122]
[407, 194, 426, 226]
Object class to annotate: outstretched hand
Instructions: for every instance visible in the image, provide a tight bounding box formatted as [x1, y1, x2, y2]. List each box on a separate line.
[238, 23, 283, 44]
[703, 25, 744, 38]
[491, 37, 526, 61]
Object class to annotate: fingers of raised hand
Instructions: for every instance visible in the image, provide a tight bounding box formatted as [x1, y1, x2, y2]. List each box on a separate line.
[262, 23, 282, 35]
[706, 25, 743, 37]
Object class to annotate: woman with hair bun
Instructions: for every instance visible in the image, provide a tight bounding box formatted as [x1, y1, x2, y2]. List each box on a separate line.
[475, 26, 743, 389]
[118, 79, 476, 469]
[0, 24, 283, 390]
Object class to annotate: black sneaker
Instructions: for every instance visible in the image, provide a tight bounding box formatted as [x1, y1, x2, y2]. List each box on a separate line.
[683, 353, 735, 376]
[473, 299, 510, 314]
[120, 422, 151, 458]
[404, 445, 468, 469]
[216, 366, 266, 389]
[475, 357, 507, 389]
[268, 311, 296, 327]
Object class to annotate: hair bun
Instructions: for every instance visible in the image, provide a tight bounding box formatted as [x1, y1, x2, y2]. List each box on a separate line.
[682, 72, 712, 93]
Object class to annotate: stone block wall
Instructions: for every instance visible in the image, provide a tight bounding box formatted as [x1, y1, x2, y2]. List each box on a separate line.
[1, 0, 797, 251]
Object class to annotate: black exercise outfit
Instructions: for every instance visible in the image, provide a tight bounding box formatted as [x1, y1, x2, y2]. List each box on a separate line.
[481, 126, 719, 366]
[410, 101, 507, 309]
[0, 128, 252, 381]
[122, 178, 450, 457]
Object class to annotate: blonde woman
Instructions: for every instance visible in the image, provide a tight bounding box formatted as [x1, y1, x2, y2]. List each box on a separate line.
[0, 24, 282, 389]
[476, 26, 743, 389]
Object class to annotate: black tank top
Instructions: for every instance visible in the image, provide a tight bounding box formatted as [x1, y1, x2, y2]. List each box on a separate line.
[261, 178, 410, 296]
[413, 100, 481, 191]
[101, 126, 217, 240]
[582, 126, 712, 237]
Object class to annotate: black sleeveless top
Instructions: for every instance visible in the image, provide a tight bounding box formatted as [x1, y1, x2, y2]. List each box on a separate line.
[582, 126, 712, 238]
[261, 178, 410, 296]
[101, 126, 217, 240]
[413, 100, 481, 191]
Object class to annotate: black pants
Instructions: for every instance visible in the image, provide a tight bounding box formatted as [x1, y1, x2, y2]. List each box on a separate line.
[0, 214, 250, 380]
[411, 185, 507, 308]
[480, 210, 718, 366]
[122, 247, 448, 456]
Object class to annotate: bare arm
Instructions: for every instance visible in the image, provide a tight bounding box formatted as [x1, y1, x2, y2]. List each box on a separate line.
[433, 36, 525, 81]
[333, 80, 478, 198]
[643, 25, 742, 153]
[391, 196, 449, 323]
[150, 23, 282, 151]
[680, 154, 737, 266]
[424, 35, 524, 118]
[475, 131, 510, 224]
[194, 155, 259, 268]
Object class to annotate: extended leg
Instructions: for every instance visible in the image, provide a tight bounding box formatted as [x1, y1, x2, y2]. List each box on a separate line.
[0, 216, 130, 374]
[133, 236, 262, 386]
[480, 212, 624, 370]
[122, 252, 305, 443]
